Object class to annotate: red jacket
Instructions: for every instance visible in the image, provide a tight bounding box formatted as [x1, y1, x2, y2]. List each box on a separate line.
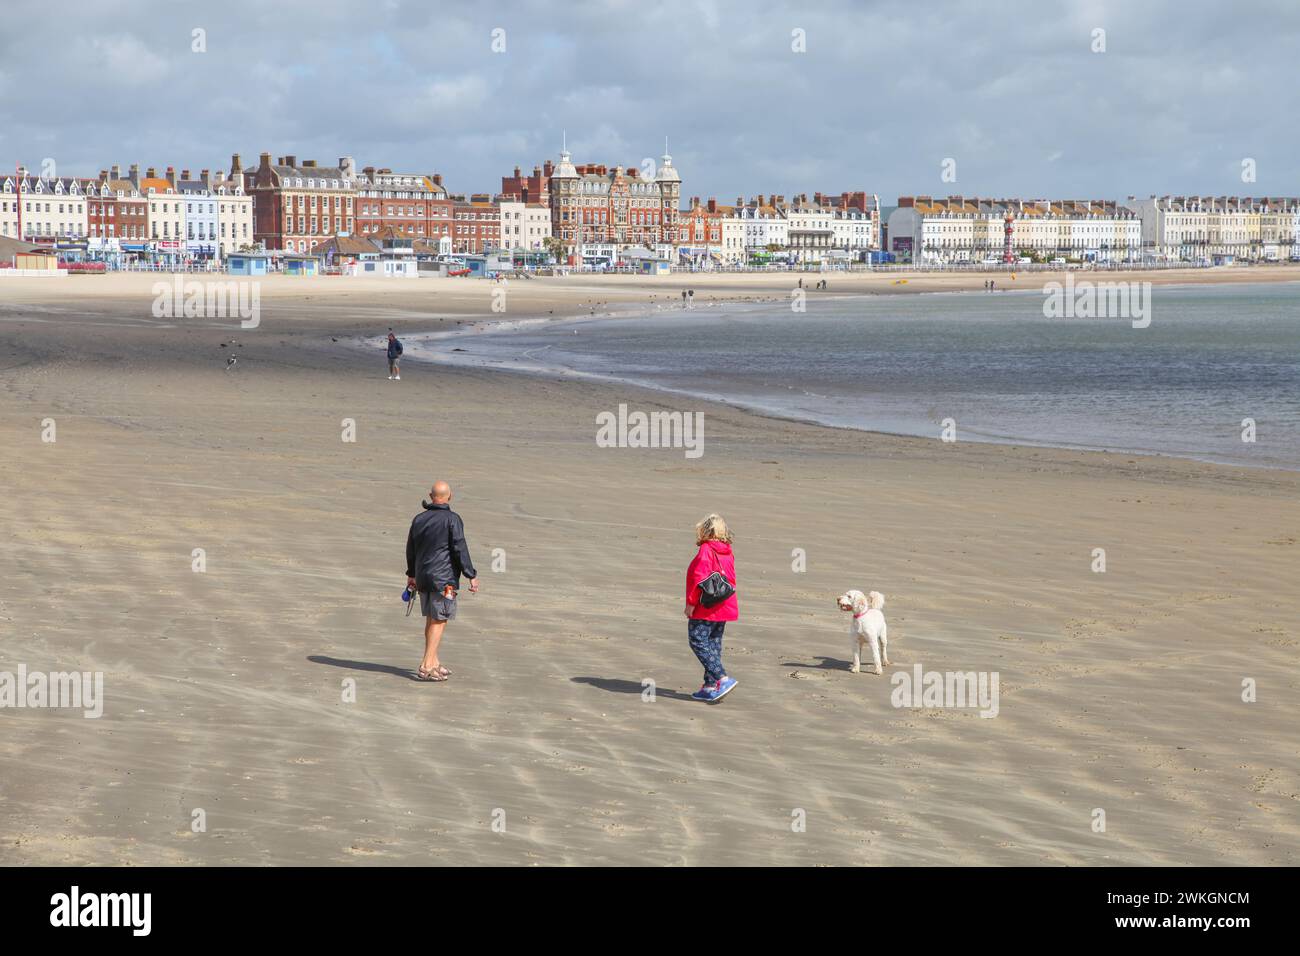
[686, 540, 738, 621]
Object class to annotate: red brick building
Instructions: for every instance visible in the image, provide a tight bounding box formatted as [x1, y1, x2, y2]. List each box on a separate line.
[679, 197, 726, 247]
[355, 168, 453, 245]
[450, 194, 501, 254]
[242, 152, 358, 252]
[499, 162, 551, 206]
[548, 149, 681, 261]
[91, 164, 149, 242]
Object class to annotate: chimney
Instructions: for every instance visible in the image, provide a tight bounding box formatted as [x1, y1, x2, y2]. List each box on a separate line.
[533, 165, 541, 176]
[302, 159, 317, 168]
[99, 169, 109, 183]
[111, 164, 122, 180]
[514, 166, 521, 177]
[129, 164, 140, 183]
[146, 167, 157, 180]
[166, 166, 177, 187]
[736, 196, 742, 207]
[259, 152, 272, 171]
[181, 169, 191, 182]
[432, 173, 443, 186]
[707, 199, 717, 213]
[544, 160, 554, 177]
[338, 156, 356, 179]
[200, 169, 210, 186]
[363, 166, 376, 179]
[284, 155, 297, 168]
[230, 153, 243, 175]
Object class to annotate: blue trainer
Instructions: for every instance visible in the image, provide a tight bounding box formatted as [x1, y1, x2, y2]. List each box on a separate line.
[707, 676, 737, 703]
[692, 683, 715, 701]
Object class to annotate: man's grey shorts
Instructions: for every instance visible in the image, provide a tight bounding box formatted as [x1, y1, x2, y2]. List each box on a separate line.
[420, 592, 457, 621]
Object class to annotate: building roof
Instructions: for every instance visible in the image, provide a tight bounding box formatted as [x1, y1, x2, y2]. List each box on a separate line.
[0, 235, 46, 258]
[313, 235, 380, 257]
[655, 153, 680, 183]
[899, 196, 1135, 219]
[551, 149, 579, 180]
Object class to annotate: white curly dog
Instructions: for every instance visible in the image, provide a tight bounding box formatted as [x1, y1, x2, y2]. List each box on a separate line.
[836, 589, 889, 674]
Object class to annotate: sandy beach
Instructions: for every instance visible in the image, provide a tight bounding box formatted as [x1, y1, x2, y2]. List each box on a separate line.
[1, 269, 1297, 866]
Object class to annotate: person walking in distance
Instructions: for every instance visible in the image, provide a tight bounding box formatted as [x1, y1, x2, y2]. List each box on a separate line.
[685, 513, 739, 702]
[405, 481, 479, 681]
[387, 331, 403, 380]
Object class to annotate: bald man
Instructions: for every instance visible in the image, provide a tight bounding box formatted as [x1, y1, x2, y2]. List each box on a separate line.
[405, 481, 479, 681]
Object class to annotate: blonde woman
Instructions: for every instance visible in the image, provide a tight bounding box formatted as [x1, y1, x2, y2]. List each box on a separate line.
[684, 514, 739, 702]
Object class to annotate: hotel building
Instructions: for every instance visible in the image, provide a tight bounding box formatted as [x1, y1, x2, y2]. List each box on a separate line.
[548, 148, 682, 263]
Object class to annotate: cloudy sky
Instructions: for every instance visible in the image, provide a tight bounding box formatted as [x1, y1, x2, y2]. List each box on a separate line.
[3, 0, 1298, 203]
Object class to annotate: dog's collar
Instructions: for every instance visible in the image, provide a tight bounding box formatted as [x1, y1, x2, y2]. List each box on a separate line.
[854, 610, 869, 619]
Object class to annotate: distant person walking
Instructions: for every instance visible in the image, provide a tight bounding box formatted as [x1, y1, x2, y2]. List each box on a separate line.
[405, 481, 479, 681]
[387, 332, 403, 380]
[684, 513, 739, 702]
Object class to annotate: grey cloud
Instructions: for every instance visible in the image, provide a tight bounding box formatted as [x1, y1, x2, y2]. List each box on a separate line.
[1, 0, 1297, 201]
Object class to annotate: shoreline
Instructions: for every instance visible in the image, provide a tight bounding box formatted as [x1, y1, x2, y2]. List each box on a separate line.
[373, 281, 1300, 476]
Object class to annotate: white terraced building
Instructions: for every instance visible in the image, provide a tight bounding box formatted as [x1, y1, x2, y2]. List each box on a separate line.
[887, 196, 1141, 264]
[1124, 195, 1300, 261]
[0, 171, 88, 241]
[736, 195, 789, 253]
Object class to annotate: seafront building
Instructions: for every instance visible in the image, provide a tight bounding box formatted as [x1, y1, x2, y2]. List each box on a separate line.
[736, 195, 789, 258]
[0, 170, 88, 242]
[826, 191, 881, 256]
[887, 196, 1142, 264]
[354, 167, 452, 246]
[212, 168, 254, 259]
[1124, 195, 1300, 262]
[785, 194, 836, 264]
[450, 194, 501, 255]
[678, 197, 727, 265]
[547, 148, 682, 265]
[242, 152, 358, 253]
[14, 138, 1300, 270]
[498, 199, 552, 254]
[177, 172, 219, 262]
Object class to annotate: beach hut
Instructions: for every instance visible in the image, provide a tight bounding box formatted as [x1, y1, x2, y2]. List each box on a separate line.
[227, 252, 270, 276]
[281, 254, 320, 277]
